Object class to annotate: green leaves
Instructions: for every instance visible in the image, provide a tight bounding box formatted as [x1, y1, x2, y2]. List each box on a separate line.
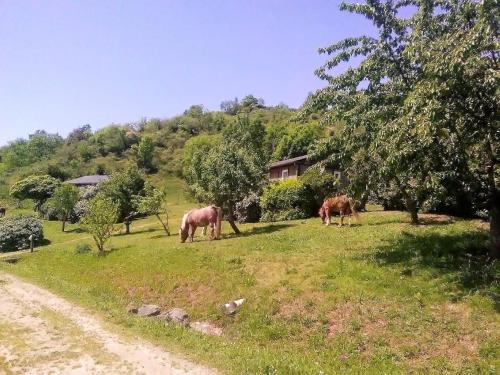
[46, 183, 80, 222]
[306, 0, 498, 224]
[10, 175, 61, 211]
[80, 194, 119, 253]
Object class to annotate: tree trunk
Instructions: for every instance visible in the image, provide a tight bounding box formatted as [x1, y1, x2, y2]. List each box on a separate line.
[227, 205, 240, 234]
[124, 220, 130, 234]
[400, 188, 419, 224]
[489, 189, 500, 259]
[358, 189, 369, 211]
[156, 214, 170, 236]
[61, 219, 66, 232]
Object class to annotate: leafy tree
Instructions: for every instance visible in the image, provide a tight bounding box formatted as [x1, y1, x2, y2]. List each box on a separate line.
[183, 105, 205, 118]
[220, 97, 240, 114]
[2, 139, 30, 168]
[401, 0, 499, 257]
[272, 123, 323, 161]
[222, 116, 266, 156]
[91, 125, 130, 156]
[303, 0, 450, 224]
[184, 119, 266, 233]
[26, 130, 64, 162]
[305, 0, 499, 256]
[80, 194, 119, 254]
[100, 165, 145, 234]
[10, 175, 61, 212]
[46, 183, 80, 232]
[132, 136, 156, 173]
[187, 143, 265, 233]
[240, 95, 265, 111]
[66, 124, 92, 144]
[133, 181, 170, 235]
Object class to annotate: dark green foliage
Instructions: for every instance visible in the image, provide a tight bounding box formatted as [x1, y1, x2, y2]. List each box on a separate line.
[46, 164, 70, 180]
[222, 116, 267, 158]
[46, 183, 80, 231]
[66, 124, 92, 144]
[271, 123, 323, 161]
[235, 193, 261, 223]
[100, 166, 145, 231]
[260, 179, 315, 222]
[91, 125, 138, 156]
[132, 136, 156, 173]
[299, 166, 339, 206]
[10, 175, 61, 211]
[183, 117, 267, 233]
[1, 130, 63, 168]
[0, 215, 44, 252]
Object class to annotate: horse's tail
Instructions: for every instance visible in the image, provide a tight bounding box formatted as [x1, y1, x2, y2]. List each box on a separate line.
[349, 198, 361, 224]
[215, 206, 222, 240]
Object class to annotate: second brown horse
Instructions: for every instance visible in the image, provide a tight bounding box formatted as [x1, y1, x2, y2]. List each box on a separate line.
[319, 195, 359, 227]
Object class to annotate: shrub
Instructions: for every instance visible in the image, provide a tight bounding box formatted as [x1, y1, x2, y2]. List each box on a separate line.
[75, 242, 91, 254]
[235, 193, 261, 223]
[0, 215, 44, 252]
[260, 179, 315, 222]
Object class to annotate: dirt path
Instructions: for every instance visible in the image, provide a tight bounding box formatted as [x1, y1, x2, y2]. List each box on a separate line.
[0, 272, 216, 375]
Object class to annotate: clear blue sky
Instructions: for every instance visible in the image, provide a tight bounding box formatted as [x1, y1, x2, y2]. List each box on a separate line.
[0, 0, 373, 145]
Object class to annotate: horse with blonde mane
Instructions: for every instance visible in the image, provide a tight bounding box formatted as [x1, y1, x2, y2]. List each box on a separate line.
[319, 194, 360, 227]
[180, 205, 222, 243]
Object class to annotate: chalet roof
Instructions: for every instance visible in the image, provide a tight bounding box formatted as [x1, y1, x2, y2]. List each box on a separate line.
[269, 155, 308, 169]
[67, 175, 110, 185]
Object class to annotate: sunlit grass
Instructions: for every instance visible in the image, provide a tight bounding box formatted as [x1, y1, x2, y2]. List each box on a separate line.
[1, 177, 498, 374]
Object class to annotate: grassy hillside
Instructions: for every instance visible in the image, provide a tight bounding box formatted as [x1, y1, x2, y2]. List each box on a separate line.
[1, 177, 498, 374]
[0, 104, 325, 207]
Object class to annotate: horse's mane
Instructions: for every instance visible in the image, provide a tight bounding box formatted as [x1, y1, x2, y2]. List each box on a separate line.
[180, 212, 190, 230]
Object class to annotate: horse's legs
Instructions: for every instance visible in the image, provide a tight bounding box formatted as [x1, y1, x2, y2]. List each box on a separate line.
[189, 225, 197, 242]
[209, 222, 215, 240]
[325, 208, 331, 226]
[202, 226, 207, 236]
[339, 211, 344, 227]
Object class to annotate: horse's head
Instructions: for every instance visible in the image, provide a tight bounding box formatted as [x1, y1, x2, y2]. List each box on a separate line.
[179, 212, 190, 243]
[179, 226, 189, 243]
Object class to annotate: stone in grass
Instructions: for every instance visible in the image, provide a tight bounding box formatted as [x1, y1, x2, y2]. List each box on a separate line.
[221, 298, 245, 315]
[190, 321, 222, 336]
[137, 304, 161, 317]
[158, 308, 190, 326]
[127, 303, 138, 314]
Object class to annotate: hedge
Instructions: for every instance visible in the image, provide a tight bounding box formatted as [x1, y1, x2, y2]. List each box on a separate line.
[0, 215, 44, 252]
[260, 179, 315, 222]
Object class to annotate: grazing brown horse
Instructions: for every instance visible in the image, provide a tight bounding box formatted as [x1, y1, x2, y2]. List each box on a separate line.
[180, 205, 222, 243]
[319, 194, 359, 227]
[0, 207, 5, 217]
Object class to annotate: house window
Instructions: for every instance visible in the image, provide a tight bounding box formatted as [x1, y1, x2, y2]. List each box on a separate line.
[333, 170, 341, 179]
[281, 169, 289, 179]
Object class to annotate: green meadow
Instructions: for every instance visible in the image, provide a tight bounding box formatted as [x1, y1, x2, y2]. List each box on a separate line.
[1, 177, 498, 374]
